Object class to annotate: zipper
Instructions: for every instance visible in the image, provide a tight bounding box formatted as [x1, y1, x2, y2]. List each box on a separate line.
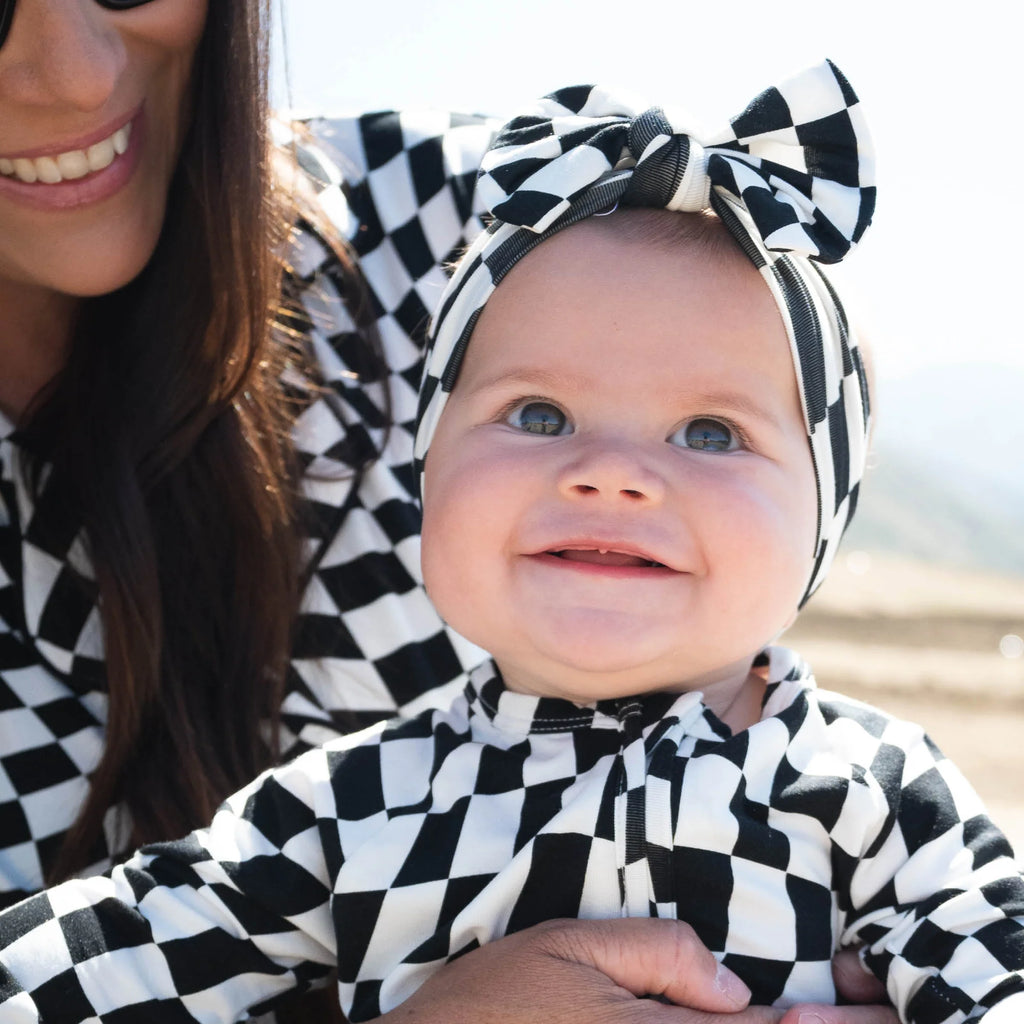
[614, 698, 651, 916]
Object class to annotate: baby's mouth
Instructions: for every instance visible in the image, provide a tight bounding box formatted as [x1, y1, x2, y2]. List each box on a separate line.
[551, 549, 666, 569]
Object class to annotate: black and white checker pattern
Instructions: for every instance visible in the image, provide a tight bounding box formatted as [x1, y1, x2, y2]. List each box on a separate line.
[0, 110, 496, 905]
[416, 61, 874, 604]
[0, 647, 1021, 1023]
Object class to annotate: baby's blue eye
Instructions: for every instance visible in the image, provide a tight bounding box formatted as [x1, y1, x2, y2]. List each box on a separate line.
[508, 401, 571, 435]
[670, 418, 737, 452]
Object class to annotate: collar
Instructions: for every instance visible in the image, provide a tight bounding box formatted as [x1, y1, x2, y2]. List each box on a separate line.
[464, 649, 815, 740]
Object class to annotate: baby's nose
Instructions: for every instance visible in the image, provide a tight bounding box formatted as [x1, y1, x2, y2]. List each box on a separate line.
[557, 441, 666, 504]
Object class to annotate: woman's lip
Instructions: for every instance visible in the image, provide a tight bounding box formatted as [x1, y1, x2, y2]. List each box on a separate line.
[0, 105, 142, 161]
[0, 110, 145, 212]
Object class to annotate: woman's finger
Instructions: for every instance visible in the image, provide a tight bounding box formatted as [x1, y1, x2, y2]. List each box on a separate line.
[778, 1004, 900, 1024]
[830, 949, 888, 1004]
[530, 918, 752, 1011]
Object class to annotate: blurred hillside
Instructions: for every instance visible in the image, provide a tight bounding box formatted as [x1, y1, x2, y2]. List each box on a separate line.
[847, 362, 1024, 575]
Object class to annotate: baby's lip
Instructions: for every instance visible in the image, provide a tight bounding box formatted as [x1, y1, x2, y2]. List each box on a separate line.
[556, 549, 659, 568]
[531, 540, 681, 571]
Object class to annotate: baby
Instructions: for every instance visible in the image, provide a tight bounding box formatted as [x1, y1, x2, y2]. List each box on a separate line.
[0, 63, 1021, 1024]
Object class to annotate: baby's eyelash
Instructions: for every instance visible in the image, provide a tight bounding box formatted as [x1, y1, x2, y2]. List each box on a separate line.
[710, 416, 751, 448]
[493, 395, 559, 421]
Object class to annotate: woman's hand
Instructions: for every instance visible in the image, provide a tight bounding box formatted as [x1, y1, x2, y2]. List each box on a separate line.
[830, 948, 889, 1005]
[375, 919, 899, 1024]
[773, 948, 896, 1024]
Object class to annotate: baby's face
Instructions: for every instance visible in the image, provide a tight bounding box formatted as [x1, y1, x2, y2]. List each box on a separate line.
[422, 212, 818, 705]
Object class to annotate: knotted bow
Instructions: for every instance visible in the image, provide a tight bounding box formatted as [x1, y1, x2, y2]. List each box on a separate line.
[416, 61, 875, 605]
[478, 60, 874, 263]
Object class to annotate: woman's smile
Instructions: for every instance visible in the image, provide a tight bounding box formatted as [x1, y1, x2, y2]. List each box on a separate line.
[0, 0, 207, 299]
[0, 109, 133, 179]
[0, 105, 141, 209]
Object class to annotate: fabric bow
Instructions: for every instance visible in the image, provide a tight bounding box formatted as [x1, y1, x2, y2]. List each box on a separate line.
[477, 60, 874, 264]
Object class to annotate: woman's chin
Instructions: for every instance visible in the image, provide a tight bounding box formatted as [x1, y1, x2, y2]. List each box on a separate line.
[41, 243, 159, 299]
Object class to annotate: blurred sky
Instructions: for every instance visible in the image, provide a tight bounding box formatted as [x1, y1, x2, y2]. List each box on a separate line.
[271, 0, 1023, 384]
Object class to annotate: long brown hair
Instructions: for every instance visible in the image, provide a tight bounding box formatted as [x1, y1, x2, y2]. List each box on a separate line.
[20, 1, 335, 879]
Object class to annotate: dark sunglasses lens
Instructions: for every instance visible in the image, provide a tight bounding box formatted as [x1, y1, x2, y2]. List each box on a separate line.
[0, 0, 14, 49]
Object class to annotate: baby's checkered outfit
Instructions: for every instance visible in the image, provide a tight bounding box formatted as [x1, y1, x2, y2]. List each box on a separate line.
[0, 647, 1021, 1023]
[0, 111, 496, 905]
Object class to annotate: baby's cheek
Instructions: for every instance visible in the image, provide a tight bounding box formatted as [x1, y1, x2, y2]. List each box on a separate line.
[421, 468, 492, 621]
[714, 475, 814, 588]
[421, 521, 472, 632]
[418, 510, 445, 605]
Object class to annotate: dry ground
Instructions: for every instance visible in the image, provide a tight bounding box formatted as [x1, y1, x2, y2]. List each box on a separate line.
[785, 552, 1024, 858]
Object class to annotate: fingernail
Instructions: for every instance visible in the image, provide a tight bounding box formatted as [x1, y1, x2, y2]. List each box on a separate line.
[798, 1014, 827, 1024]
[713, 962, 750, 1004]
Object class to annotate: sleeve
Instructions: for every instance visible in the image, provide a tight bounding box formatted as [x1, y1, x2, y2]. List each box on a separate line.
[272, 112, 497, 756]
[838, 722, 1024, 1023]
[291, 109, 498, 374]
[0, 741, 362, 1023]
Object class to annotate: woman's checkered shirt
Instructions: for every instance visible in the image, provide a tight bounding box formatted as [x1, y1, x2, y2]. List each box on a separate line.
[0, 110, 497, 905]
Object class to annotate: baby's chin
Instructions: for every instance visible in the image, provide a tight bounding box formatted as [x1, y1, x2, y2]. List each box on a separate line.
[495, 652, 758, 706]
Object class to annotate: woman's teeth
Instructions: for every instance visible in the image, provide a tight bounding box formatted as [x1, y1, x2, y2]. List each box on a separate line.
[0, 124, 131, 184]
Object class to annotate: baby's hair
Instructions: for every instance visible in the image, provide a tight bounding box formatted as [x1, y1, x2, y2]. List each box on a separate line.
[609, 205, 737, 259]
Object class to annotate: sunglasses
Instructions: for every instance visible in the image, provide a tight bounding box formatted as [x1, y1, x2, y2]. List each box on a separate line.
[0, 0, 159, 51]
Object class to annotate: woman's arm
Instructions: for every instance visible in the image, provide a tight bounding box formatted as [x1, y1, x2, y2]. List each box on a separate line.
[0, 876, 898, 1024]
[0, 919, 900, 1024]
[375, 918, 900, 1024]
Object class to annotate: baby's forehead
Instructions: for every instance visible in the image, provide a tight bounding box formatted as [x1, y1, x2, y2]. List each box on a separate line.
[460, 210, 803, 411]
[475, 208, 794, 364]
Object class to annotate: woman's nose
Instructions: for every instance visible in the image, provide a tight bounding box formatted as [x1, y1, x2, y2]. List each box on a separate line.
[557, 439, 667, 505]
[0, 0, 127, 111]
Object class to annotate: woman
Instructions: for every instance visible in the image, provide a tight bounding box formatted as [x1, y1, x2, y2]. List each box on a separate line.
[0, 2, 897, 1021]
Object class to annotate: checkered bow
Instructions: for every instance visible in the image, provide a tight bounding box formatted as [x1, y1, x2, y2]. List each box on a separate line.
[417, 61, 876, 604]
[477, 60, 875, 262]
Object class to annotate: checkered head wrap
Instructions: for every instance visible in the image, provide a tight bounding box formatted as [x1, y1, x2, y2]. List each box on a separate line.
[415, 60, 876, 603]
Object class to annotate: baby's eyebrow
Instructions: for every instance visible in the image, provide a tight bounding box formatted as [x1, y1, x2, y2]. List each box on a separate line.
[470, 367, 586, 395]
[680, 388, 787, 430]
